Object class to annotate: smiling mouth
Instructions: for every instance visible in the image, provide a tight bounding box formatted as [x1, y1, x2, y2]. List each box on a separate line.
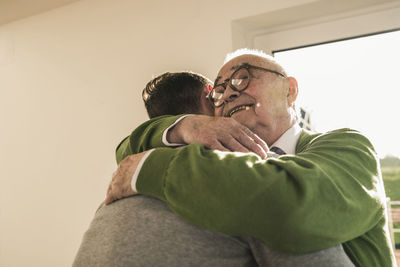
[226, 104, 253, 117]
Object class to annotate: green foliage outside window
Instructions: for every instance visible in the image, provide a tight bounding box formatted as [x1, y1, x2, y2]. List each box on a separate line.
[381, 156, 400, 247]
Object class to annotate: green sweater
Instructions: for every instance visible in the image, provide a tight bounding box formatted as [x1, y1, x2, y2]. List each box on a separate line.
[116, 115, 395, 267]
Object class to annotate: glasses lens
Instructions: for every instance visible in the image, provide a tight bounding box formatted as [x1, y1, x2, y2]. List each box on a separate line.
[231, 68, 249, 91]
[210, 86, 224, 107]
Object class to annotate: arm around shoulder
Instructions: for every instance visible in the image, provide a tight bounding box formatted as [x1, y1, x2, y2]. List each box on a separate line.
[135, 128, 386, 254]
[115, 114, 186, 164]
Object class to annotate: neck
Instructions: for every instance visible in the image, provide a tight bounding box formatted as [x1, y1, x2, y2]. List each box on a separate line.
[259, 116, 297, 147]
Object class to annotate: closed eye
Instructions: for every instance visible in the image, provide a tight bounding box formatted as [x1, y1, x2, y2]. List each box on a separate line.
[231, 78, 247, 87]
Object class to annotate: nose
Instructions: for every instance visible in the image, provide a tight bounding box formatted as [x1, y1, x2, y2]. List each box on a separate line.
[222, 85, 240, 103]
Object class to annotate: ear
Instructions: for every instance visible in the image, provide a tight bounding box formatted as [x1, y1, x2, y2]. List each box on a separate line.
[286, 77, 298, 107]
[200, 86, 214, 116]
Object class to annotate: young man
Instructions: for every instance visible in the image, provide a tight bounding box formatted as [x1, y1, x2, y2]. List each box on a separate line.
[106, 50, 395, 266]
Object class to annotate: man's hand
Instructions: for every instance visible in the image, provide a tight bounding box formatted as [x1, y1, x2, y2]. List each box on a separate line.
[168, 115, 269, 158]
[105, 152, 147, 205]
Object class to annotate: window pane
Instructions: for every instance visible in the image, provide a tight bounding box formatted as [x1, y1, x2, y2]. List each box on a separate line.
[274, 31, 400, 158]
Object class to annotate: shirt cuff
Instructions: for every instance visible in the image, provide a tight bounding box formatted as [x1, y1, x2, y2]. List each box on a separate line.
[161, 114, 193, 146]
[266, 151, 280, 158]
[131, 149, 155, 192]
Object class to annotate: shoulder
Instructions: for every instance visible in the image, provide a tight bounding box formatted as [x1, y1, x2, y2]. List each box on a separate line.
[296, 128, 374, 153]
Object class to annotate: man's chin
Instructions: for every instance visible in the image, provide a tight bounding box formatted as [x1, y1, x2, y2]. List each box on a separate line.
[232, 115, 255, 129]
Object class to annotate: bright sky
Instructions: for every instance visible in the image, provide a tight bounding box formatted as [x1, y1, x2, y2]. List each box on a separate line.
[274, 30, 400, 158]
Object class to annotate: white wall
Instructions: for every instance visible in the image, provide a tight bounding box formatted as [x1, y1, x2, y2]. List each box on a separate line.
[0, 0, 315, 266]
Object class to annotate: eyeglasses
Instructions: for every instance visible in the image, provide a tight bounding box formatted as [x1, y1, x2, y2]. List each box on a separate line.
[207, 63, 285, 108]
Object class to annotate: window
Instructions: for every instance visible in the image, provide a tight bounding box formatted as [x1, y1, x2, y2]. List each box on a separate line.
[273, 30, 400, 158]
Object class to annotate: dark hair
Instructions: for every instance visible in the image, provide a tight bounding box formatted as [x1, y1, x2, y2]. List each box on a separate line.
[142, 71, 212, 118]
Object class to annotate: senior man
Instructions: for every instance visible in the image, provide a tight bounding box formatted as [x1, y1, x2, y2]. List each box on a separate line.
[107, 49, 395, 267]
[74, 71, 353, 267]
[76, 71, 354, 267]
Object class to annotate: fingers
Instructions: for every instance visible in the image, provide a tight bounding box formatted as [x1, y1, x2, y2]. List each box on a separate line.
[219, 135, 250, 154]
[216, 120, 267, 158]
[105, 184, 115, 205]
[209, 129, 267, 158]
[205, 140, 231, 152]
[105, 179, 120, 205]
[221, 132, 266, 158]
[234, 135, 266, 158]
[104, 194, 113, 205]
[175, 115, 268, 158]
[252, 134, 269, 154]
[104, 168, 131, 205]
[240, 126, 268, 150]
[105, 179, 130, 205]
[237, 128, 268, 158]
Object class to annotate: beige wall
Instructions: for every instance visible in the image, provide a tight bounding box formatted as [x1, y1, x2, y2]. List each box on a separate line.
[0, 0, 316, 266]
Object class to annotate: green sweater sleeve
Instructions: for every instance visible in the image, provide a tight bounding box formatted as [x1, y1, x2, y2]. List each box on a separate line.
[115, 114, 186, 164]
[136, 128, 393, 265]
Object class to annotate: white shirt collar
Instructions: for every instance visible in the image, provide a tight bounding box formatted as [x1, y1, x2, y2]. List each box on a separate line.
[270, 124, 302, 155]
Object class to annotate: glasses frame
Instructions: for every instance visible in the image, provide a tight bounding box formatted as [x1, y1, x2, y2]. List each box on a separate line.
[207, 63, 285, 108]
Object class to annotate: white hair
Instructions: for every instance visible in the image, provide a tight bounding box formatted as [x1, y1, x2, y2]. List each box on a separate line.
[224, 48, 274, 63]
[224, 48, 287, 76]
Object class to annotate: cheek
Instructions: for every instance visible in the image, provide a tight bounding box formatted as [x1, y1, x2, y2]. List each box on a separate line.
[254, 98, 278, 118]
[254, 102, 269, 117]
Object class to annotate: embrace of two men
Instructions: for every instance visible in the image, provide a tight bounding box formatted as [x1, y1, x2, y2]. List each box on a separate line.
[73, 49, 396, 267]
